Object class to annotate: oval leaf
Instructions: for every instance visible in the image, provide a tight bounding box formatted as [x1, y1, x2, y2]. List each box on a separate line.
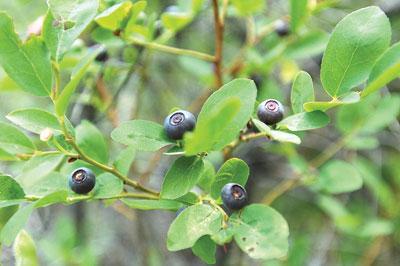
[7, 108, 60, 134]
[291, 71, 314, 113]
[278, 111, 330, 131]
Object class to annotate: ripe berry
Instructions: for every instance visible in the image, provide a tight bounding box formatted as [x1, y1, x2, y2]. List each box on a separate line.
[164, 110, 196, 140]
[274, 19, 290, 37]
[257, 99, 284, 125]
[68, 168, 96, 194]
[221, 183, 248, 210]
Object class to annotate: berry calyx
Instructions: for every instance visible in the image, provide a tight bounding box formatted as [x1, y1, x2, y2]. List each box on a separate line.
[164, 110, 196, 140]
[221, 183, 248, 210]
[68, 167, 96, 194]
[257, 99, 284, 125]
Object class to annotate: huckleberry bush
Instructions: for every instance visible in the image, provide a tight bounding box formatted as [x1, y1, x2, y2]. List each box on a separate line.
[0, 0, 399, 265]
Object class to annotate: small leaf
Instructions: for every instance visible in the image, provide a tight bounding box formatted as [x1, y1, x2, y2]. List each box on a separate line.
[124, 1, 147, 37]
[210, 158, 249, 199]
[13, 230, 39, 266]
[192, 236, 216, 265]
[34, 191, 68, 208]
[7, 108, 60, 134]
[167, 204, 222, 251]
[113, 146, 136, 175]
[111, 120, 174, 152]
[314, 160, 363, 194]
[362, 42, 400, 97]
[320, 6, 391, 97]
[291, 71, 314, 113]
[290, 0, 308, 32]
[303, 92, 360, 112]
[252, 119, 301, 144]
[43, 0, 99, 62]
[161, 156, 204, 200]
[76, 121, 108, 163]
[121, 198, 184, 211]
[1, 204, 34, 246]
[95, 1, 132, 31]
[161, 8, 192, 32]
[278, 111, 330, 131]
[22, 172, 66, 197]
[185, 78, 257, 155]
[0, 123, 35, 154]
[231, 0, 265, 16]
[0, 13, 52, 96]
[197, 160, 216, 193]
[229, 204, 289, 260]
[56, 45, 105, 116]
[0, 175, 25, 200]
[93, 173, 123, 199]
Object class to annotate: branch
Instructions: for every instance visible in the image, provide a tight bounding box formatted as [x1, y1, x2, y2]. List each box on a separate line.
[212, 0, 224, 88]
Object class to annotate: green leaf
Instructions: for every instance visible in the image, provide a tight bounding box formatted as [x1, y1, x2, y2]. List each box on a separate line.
[34, 191, 68, 208]
[22, 172, 66, 197]
[113, 146, 136, 175]
[290, 0, 308, 32]
[346, 136, 379, 150]
[303, 92, 360, 112]
[55, 45, 105, 116]
[229, 204, 289, 260]
[0, 200, 26, 209]
[197, 160, 216, 193]
[43, 0, 99, 62]
[161, 9, 192, 32]
[315, 160, 363, 194]
[124, 1, 147, 34]
[121, 198, 184, 211]
[362, 42, 400, 97]
[13, 230, 39, 266]
[231, 0, 265, 16]
[252, 119, 301, 144]
[184, 98, 241, 155]
[0, 123, 35, 154]
[187, 79, 256, 154]
[320, 6, 391, 97]
[291, 71, 314, 113]
[161, 156, 204, 200]
[0, 175, 25, 200]
[95, 1, 132, 31]
[167, 204, 222, 251]
[192, 236, 216, 265]
[0, 13, 52, 96]
[1, 204, 34, 246]
[278, 111, 330, 131]
[93, 173, 123, 199]
[7, 108, 60, 134]
[76, 120, 108, 163]
[0, 148, 17, 161]
[210, 158, 249, 199]
[111, 120, 174, 152]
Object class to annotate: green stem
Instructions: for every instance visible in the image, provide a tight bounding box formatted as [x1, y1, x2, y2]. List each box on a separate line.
[129, 38, 215, 62]
[25, 192, 159, 203]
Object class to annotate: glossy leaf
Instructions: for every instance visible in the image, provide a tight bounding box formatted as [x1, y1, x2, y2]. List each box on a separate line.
[0, 122, 35, 154]
[167, 204, 222, 251]
[320, 7, 391, 97]
[278, 111, 330, 131]
[0, 175, 25, 200]
[252, 119, 301, 144]
[0, 13, 52, 96]
[210, 158, 249, 199]
[229, 204, 289, 259]
[95, 1, 132, 31]
[197, 160, 216, 193]
[291, 71, 314, 113]
[161, 156, 204, 200]
[44, 0, 99, 62]
[111, 120, 174, 152]
[33, 190, 68, 208]
[93, 173, 123, 199]
[192, 236, 216, 265]
[7, 108, 60, 134]
[113, 146, 136, 175]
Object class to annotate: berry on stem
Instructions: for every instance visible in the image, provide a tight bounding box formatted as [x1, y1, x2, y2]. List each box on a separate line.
[164, 110, 196, 140]
[69, 167, 96, 194]
[221, 183, 248, 210]
[274, 19, 290, 37]
[257, 99, 284, 125]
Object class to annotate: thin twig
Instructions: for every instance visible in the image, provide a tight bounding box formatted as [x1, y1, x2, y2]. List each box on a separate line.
[212, 0, 224, 88]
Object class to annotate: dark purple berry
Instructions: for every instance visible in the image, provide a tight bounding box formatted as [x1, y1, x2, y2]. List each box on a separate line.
[221, 183, 248, 210]
[68, 167, 96, 194]
[257, 99, 284, 125]
[275, 19, 290, 37]
[164, 110, 196, 140]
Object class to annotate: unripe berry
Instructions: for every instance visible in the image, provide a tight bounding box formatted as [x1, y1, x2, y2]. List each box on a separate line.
[257, 99, 284, 125]
[221, 183, 248, 210]
[68, 167, 96, 194]
[164, 110, 196, 140]
[274, 19, 290, 37]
